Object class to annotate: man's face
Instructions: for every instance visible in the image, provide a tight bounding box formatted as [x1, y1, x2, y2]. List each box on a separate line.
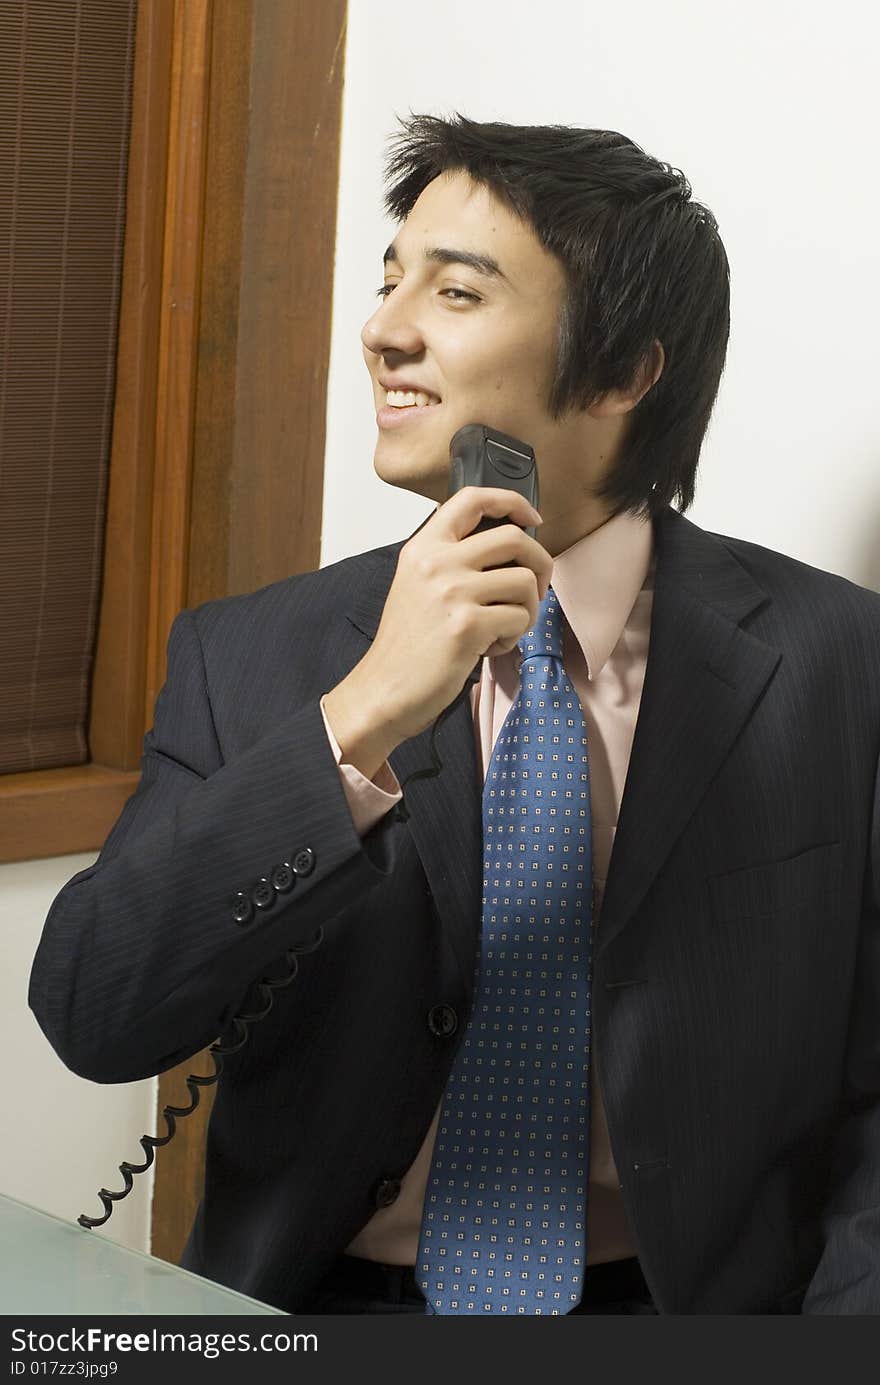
[361, 170, 569, 507]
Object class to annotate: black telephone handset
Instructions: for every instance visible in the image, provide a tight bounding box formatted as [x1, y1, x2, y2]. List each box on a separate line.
[77, 423, 536, 1231]
[389, 423, 538, 819]
[448, 422, 539, 538]
[447, 422, 539, 687]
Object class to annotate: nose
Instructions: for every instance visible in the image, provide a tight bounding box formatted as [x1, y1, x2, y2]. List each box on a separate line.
[361, 287, 425, 359]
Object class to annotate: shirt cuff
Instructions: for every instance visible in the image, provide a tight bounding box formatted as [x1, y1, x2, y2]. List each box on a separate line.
[319, 694, 403, 836]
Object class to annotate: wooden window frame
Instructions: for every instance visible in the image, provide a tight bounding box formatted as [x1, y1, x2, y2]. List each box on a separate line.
[7, 0, 348, 1270]
[2, 0, 345, 870]
[1, 0, 194, 863]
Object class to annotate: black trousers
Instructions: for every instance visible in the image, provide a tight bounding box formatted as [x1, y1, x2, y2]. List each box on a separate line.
[299, 1252, 658, 1315]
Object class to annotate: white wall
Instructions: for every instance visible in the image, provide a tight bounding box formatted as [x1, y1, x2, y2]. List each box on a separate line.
[322, 0, 880, 595]
[1, 854, 154, 1254]
[7, 0, 879, 1264]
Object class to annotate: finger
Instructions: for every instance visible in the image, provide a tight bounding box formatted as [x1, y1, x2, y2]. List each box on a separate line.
[458, 525, 553, 587]
[441, 486, 542, 540]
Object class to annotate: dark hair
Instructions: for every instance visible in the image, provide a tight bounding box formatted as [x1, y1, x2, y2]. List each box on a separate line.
[382, 113, 730, 521]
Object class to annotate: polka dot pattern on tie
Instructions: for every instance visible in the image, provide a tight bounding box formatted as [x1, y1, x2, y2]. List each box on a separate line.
[416, 585, 594, 1314]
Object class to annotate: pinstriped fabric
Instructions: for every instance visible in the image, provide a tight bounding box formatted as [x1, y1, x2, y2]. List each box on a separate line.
[26, 505, 880, 1314]
[417, 588, 594, 1314]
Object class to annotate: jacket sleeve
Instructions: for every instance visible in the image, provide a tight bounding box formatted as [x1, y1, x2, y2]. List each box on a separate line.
[801, 739, 880, 1313]
[27, 606, 402, 1085]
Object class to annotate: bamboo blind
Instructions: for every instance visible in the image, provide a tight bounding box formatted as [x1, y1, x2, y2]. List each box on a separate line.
[0, 0, 137, 773]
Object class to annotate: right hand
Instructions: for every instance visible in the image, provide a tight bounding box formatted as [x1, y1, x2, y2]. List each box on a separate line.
[356, 486, 554, 744]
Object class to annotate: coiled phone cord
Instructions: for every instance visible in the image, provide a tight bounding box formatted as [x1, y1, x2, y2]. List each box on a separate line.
[76, 664, 481, 1229]
[393, 658, 482, 824]
[77, 926, 324, 1229]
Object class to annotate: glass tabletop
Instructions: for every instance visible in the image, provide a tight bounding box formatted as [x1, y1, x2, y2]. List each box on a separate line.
[0, 1191, 287, 1315]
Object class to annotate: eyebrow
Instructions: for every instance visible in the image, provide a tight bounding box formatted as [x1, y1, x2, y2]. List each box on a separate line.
[383, 241, 508, 282]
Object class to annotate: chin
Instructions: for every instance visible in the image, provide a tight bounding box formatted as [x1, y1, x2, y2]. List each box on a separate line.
[374, 452, 448, 500]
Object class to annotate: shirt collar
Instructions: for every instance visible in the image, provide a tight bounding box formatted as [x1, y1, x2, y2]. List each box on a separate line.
[545, 507, 655, 681]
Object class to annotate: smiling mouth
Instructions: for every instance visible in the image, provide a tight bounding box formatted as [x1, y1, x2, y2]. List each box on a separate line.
[383, 388, 441, 409]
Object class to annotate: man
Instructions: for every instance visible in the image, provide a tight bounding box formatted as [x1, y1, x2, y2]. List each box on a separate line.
[29, 115, 880, 1314]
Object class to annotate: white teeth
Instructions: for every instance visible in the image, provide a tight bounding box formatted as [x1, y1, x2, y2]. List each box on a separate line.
[386, 389, 437, 408]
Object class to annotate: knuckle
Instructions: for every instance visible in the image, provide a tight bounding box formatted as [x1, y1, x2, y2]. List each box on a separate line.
[517, 566, 537, 596]
[399, 538, 418, 568]
[411, 548, 435, 581]
[435, 574, 457, 609]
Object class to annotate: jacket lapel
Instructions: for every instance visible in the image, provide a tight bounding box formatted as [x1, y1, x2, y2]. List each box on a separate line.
[596, 506, 781, 956]
[343, 505, 782, 985]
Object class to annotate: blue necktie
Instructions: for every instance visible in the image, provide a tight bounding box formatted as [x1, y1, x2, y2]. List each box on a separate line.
[416, 585, 594, 1314]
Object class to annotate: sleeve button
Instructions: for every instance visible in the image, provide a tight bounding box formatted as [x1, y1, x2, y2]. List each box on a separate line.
[292, 847, 316, 877]
[270, 862, 295, 893]
[232, 892, 254, 926]
[252, 877, 275, 910]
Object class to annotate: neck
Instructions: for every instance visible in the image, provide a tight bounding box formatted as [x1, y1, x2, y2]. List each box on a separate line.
[534, 495, 616, 558]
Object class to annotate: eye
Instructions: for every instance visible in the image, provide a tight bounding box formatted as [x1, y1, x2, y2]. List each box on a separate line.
[374, 284, 480, 303]
[441, 288, 480, 303]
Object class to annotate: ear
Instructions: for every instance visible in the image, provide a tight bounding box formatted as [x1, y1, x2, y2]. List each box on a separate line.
[588, 339, 665, 418]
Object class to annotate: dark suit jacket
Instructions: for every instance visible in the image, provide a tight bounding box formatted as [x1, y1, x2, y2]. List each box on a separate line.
[28, 504, 880, 1314]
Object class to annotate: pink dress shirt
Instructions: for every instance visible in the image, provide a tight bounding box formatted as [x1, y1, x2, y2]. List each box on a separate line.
[320, 506, 656, 1266]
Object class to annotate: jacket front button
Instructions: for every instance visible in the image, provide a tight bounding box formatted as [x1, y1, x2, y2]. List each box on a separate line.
[427, 1004, 458, 1038]
[252, 877, 275, 910]
[373, 1177, 401, 1209]
[292, 847, 316, 877]
[232, 892, 254, 926]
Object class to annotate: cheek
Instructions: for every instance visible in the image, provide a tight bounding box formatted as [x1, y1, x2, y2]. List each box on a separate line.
[494, 322, 555, 394]
[443, 321, 554, 409]
[488, 359, 549, 409]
